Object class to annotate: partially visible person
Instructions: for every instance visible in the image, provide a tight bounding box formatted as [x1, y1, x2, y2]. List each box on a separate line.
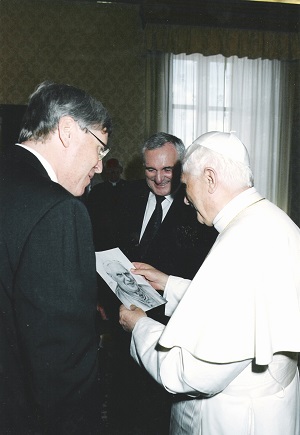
[87, 158, 127, 251]
[103, 260, 165, 311]
[0, 81, 112, 434]
[120, 131, 300, 435]
[102, 157, 124, 184]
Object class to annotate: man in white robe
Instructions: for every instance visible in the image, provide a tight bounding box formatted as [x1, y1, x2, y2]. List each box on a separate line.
[119, 131, 300, 435]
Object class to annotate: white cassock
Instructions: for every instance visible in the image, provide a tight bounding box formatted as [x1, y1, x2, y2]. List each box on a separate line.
[130, 188, 300, 435]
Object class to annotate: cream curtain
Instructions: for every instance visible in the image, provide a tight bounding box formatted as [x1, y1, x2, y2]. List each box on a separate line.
[146, 52, 295, 211]
[144, 23, 299, 213]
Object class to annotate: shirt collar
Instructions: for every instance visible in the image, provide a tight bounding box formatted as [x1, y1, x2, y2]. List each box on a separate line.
[148, 181, 181, 204]
[149, 190, 173, 204]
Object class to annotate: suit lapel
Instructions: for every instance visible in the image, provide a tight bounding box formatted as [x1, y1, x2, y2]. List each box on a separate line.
[135, 182, 150, 236]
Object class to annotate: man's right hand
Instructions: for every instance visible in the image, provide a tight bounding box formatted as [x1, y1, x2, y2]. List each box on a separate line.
[131, 262, 169, 291]
[119, 304, 146, 332]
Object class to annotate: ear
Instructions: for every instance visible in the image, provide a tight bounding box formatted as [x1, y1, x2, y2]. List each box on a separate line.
[57, 116, 76, 148]
[204, 167, 217, 194]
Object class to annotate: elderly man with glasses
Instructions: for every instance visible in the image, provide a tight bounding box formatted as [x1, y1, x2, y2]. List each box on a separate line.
[0, 81, 112, 434]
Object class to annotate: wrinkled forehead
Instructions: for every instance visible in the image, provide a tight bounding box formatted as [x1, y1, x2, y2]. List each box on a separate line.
[144, 143, 179, 168]
[181, 170, 197, 185]
[181, 171, 187, 183]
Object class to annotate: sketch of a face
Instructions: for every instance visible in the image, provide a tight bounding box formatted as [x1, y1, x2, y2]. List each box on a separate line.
[106, 262, 139, 292]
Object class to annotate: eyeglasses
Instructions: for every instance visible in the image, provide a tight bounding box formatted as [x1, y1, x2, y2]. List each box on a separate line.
[86, 128, 110, 160]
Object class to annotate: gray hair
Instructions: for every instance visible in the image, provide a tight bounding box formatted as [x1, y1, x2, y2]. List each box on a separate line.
[19, 81, 112, 142]
[183, 142, 254, 189]
[141, 132, 185, 162]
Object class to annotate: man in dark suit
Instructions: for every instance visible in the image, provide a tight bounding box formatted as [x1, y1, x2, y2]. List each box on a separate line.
[0, 81, 112, 434]
[99, 132, 217, 435]
[118, 132, 217, 283]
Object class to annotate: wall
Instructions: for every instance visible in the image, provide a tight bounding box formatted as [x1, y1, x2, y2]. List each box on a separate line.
[0, 0, 299, 190]
[0, 0, 146, 179]
[289, 61, 300, 227]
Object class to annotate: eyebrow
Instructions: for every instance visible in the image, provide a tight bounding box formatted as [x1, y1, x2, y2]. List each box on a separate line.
[145, 166, 174, 171]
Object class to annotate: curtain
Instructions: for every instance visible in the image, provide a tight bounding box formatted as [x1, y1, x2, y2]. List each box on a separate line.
[147, 52, 293, 211]
[145, 24, 300, 61]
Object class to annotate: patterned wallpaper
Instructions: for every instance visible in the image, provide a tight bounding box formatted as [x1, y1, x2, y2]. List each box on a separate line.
[1, 0, 299, 196]
[289, 62, 300, 227]
[0, 0, 146, 179]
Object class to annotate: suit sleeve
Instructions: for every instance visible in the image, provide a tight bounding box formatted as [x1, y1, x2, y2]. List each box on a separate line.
[14, 198, 99, 425]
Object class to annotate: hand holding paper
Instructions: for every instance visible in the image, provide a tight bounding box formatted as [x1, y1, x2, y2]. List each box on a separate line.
[131, 262, 169, 291]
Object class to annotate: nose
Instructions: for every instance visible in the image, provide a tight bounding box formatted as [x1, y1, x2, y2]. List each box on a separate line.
[124, 275, 131, 284]
[154, 171, 163, 184]
[94, 160, 103, 174]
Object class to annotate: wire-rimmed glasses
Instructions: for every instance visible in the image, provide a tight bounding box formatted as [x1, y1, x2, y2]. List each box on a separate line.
[86, 128, 110, 160]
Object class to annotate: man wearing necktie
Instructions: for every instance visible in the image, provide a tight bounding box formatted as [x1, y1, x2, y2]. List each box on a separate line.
[117, 132, 218, 280]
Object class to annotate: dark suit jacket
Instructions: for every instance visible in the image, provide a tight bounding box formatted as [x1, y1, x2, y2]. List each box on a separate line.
[118, 179, 218, 279]
[0, 146, 101, 434]
[86, 179, 127, 251]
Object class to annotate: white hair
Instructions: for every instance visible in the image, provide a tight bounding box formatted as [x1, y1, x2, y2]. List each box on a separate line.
[183, 142, 254, 190]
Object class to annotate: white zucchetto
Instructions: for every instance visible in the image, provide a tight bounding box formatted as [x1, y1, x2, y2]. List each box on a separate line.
[194, 131, 250, 166]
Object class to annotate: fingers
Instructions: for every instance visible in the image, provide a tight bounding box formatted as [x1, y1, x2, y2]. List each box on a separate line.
[132, 262, 153, 270]
[119, 304, 139, 314]
[129, 304, 137, 310]
[130, 267, 148, 277]
[119, 304, 127, 313]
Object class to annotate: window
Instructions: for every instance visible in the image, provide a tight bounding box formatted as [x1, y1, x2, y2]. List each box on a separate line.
[161, 53, 291, 209]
